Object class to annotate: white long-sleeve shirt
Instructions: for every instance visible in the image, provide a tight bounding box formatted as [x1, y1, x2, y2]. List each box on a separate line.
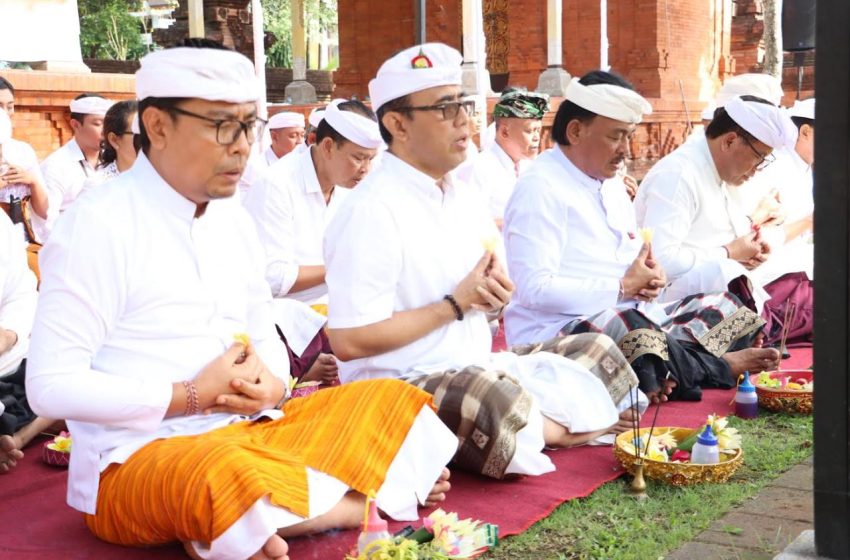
[634, 135, 749, 279]
[454, 141, 526, 220]
[0, 212, 37, 376]
[503, 147, 644, 344]
[26, 153, 290, 515]
[244, 147, 350, 305]
[731, 146, 813, 284]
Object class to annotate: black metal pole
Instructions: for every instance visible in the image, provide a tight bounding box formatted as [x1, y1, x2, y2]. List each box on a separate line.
[414, 0, 426, 44]
[814, 0, 850, 557]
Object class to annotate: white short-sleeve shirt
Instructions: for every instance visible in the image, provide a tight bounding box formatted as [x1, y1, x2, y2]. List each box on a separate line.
[324, 153, 499, 382]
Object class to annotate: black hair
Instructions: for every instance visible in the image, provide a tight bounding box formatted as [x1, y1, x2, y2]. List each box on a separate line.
[0, 77, 13, 94]
[99, 100, 139, 167]
[791, 116, 814, 130]
[376, 94, 412, 145]
[551, 70, 636, 146]
[316, 99, 377, 146]
[704, 95, 774, 141]
[137, 39, 233, 152]
[70, 92, 106, 124]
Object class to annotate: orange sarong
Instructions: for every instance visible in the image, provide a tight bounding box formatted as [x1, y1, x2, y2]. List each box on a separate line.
[85, 378, 434, 547]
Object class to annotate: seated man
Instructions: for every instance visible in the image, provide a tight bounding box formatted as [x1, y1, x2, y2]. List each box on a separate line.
[264, 111, 306, 165]
[730, 98, 815, 346]
[245, 99, 381, 307]
[0, 211, 57, 473]
[503, 71, 780, 402]
[634, 96, 798, 313]
[244, 100, 381, 385]
[325, 43, 645, 482]
[455, 88, 549, 227]
[40, 93, 113, 222]
[26, 41, 456, 560]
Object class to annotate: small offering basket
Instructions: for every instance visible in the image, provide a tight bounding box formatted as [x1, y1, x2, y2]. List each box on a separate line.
[614, 427, 743, 487]
[751, 370, 813, 414]
[42, 432, 72, 467]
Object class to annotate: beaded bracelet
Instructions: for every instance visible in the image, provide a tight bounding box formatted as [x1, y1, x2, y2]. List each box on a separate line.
[443, 294, 464, 321]
[182, 380, 200, 416]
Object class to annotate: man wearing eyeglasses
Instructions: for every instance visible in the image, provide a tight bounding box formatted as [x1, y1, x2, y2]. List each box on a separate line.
[325, 43, 644, 481]
[635, 95, 798, 314]
[26, 40, 457, 560]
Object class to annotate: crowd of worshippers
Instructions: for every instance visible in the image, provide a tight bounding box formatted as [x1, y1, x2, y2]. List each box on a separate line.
[0, 37, 812, 560]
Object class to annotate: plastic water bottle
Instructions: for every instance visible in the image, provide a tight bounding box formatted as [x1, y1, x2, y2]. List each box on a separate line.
[357, 498, 390, 554]
[690, 424, 720, 465]
[735, 372, 759, 419]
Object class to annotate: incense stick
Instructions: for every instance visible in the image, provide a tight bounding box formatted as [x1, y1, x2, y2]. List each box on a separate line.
[642, 371, 669, 457]
[777, 302, 797, 369]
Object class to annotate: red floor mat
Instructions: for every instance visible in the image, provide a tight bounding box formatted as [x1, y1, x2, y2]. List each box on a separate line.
[0, 348, 811, 560]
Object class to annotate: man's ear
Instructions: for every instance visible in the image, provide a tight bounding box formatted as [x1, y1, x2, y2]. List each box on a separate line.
[565, 118, 584, 145]
[381, 111, 409, 145]
[142, 107, 171, 150]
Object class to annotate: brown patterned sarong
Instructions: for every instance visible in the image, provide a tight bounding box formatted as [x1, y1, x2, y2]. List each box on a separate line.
[408, 367, 531, 480]
[510, 332, 638, 406]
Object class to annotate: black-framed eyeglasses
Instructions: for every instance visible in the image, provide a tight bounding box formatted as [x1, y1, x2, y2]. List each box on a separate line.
[170, 106, 267, 146]
[394, 99, 477, 121]
[740, 134, 775, 170]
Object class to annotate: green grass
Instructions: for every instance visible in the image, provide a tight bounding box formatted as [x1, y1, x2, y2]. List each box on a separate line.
[482, 413, 813, 560]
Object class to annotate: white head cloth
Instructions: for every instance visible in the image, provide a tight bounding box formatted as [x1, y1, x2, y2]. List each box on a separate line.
[368, 43, 463, 112]
[308, 106, 326, 128]
[0, 110, 11, 144]
[700, 101, 717, 121]
[564, 77, 652, 124]
[69, 96, 113, 116]
[725, 96, 798, 149]
[716, 73, 784, 107]
[136, 47, 260, 103]
[268, 111, 305, 130]
[786, 98, 815, 120]
[323, 99, 382, 149]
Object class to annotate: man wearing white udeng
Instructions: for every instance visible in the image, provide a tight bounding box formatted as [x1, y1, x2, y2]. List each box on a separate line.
[325, 43, 646, 481]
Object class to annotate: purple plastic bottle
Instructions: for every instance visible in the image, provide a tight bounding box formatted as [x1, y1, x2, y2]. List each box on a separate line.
[735, 372, 759, 419]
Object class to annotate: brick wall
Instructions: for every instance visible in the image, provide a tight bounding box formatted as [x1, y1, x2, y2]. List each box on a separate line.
[0, 70, 135, 160]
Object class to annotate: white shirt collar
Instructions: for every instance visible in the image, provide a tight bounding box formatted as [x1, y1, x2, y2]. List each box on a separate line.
[694, 135, 723, 186]
[129, 152, 200, 223]
[299, 147, 323, 195]
[382, 152, 453, 202]
[551, 145, 605, 193]
[65, 137, 86, 164]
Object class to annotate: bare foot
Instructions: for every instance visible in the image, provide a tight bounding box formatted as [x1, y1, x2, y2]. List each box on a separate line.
[723, 347, 781, 376]
[0, 434, 24, 474]
[300, 353, 339, 384]
[423, 467, 451, 507]
[184, 534, 289, 560]
[753, 331, 766, 348]
[644, 378, 676, 404]
[609, 408, 642, 434]
[250, 535, 289, 560]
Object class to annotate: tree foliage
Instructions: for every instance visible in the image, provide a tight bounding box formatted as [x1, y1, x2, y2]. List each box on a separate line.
[263, 0, 337, 68]
[78, 0, 148, 61]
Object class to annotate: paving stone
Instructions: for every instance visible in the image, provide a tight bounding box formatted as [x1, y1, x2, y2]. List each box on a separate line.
[665, 540, 774, 560]
[770, 463, 814, 491]
[736, 486, 813, 522]
[704, 512, 813, 553]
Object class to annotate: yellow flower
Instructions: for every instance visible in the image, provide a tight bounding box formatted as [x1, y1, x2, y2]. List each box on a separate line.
[481, 234, 500, 253]
[654, 429, 679, 450]
[233, 332, 251, 347]
[707, 414, 742, 451]
[47, 433, 72, 453]
[638, 227, 654, 244]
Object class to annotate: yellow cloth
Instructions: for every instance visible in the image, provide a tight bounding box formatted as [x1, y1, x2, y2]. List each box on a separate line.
[85, 379, 434, 547]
